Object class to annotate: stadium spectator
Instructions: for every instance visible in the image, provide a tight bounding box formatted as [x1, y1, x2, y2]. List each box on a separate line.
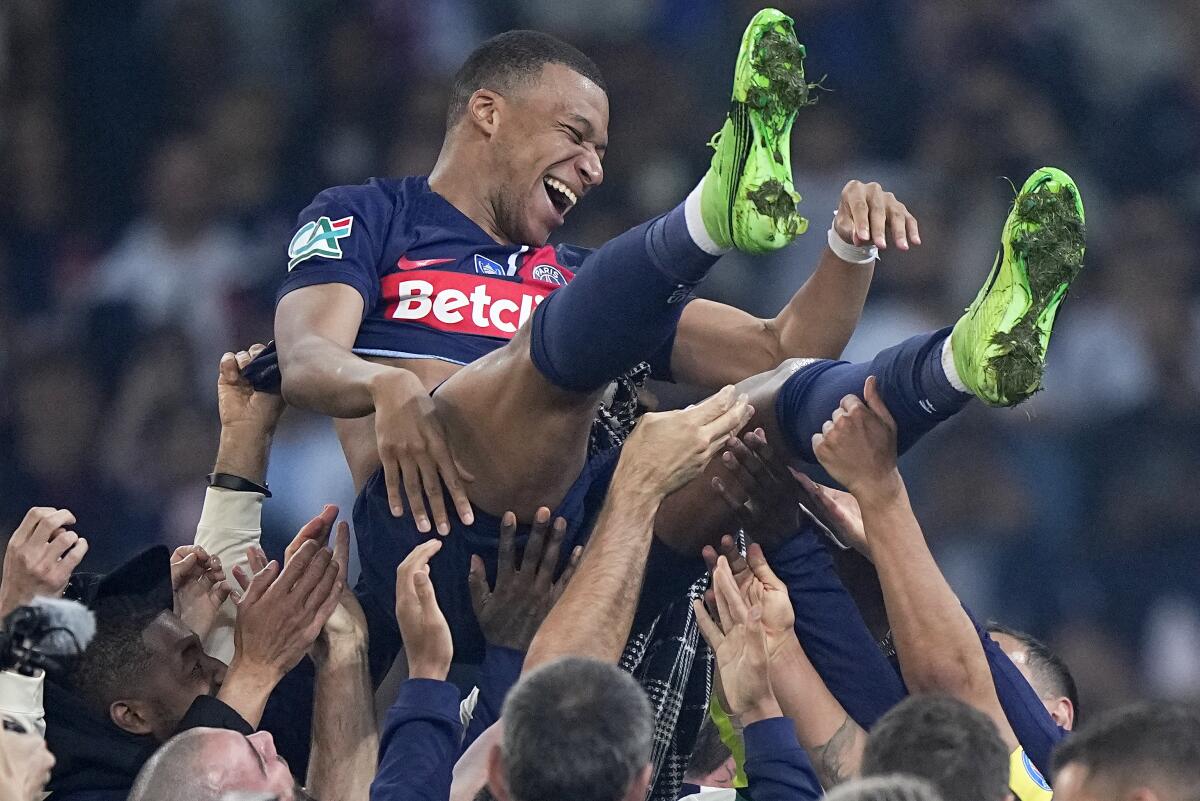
[43, 535, 341, 801]
[694, 555, 822, 800]
[1053, 703, 1200, 801]
[861, 695, 1011, 801]
[986, 624, 1079, 731]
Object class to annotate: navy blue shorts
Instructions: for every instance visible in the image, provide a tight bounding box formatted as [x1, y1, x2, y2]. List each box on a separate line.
[352, 445, 706, 680]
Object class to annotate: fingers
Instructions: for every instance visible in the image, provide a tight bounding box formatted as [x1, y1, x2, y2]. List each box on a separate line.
[848, 190, 870, 245]
[286, 505, 338, 563]
[698, 393, 754, 449]
[302, 557, 341, 615]
[276, 540, 321, 595]
[172, 552, 200, 587]
[29, 509, 76, 544]
[692, 598, 724, 651]
[720, 536, 749, 578]
[533, 517, 566, 593]
[248, 343, 267, 360]
[711, 475, 748, 516]
[746, 543, 784, 590]
[287, 543, 334, 601]
[417, 454, 452, 536]
[889, 208, 909, 251]
[428, 434, 474, 527]
[497, 512, 517, 577]
[246, 545, 268, 575]
[869, 198, 887, 249]
[237, 560, 280, 606]
[219, 352, 242, 385]
[401, 456, 432, 534]
[467, 554, 490, 613]
[397, 539, 442, 585]
[382, 455, 406, 520]
[711, 557, 735, 631]
[60, 536, 88, 571]
[413, 571, 445, 627]
[863, 376, 896, 429]
[906, 211, 921, 247]
[331, 521, 350, 578]
[522, 507, 550, 574]
[554, 545, 583, 594]
[232, 564, 252, 593]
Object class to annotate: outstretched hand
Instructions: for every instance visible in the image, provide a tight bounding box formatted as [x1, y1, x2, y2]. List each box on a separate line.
[395, 539, 453, 680]
[468, 507, 581, 652]
[620, 385, 754, 498]
[834, 181, 921, 251]
[709, 428, 802, 551]
[693, 556, 781, 723]
[171, 545, 231, 639]
[811, 376, 902, 499]
[0, 507, 87, 619]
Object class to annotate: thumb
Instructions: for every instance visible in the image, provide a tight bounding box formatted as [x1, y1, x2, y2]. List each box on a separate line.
[746, 543, 784, 590]
[467, 554, 489, 611]
[863, 376, 895, 429]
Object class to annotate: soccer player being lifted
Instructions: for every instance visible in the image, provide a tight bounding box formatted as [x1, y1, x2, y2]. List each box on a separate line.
[255, 9, 1086, 669]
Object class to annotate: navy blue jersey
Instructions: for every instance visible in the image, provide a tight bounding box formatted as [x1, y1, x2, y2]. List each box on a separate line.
[278, 176, 595, 367]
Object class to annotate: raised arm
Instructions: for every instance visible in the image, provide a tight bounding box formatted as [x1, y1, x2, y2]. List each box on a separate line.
[670, 181, 920, 387]
[523, 386, 753, 669]
[811, 376, 1019, 751]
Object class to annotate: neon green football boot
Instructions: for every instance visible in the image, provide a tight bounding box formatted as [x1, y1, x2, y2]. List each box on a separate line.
[950, 167, 1087, 407]
[700, 8, 815, 254]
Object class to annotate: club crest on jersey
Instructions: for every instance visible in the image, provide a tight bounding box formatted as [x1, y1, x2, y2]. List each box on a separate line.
[473, 254, 505, 276]
[531, 263, 568, 286]
[288, 216, 353, 270]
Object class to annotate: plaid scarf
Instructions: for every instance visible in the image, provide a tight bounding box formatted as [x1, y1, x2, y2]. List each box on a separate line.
[591, 365, 714, 801]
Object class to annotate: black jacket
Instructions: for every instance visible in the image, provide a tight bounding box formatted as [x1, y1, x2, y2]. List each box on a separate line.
[45, 682, 252, 800]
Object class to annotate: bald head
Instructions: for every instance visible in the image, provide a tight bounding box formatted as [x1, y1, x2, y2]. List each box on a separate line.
[129, 728, 297, 801]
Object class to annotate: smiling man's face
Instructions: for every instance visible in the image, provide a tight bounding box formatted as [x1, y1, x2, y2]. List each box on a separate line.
[483, 62, 609, 246]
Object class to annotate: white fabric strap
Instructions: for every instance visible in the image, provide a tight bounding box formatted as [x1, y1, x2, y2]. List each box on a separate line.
[827, 212, 879, 264]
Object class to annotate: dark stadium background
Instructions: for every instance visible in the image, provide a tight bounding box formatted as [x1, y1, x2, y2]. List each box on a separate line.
[2, 0, 1198, 716]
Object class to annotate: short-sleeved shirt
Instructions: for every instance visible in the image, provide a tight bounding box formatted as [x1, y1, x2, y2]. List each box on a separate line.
[278, 175, 590, 367]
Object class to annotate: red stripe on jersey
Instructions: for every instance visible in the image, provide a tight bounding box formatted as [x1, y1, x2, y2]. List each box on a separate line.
[381, 270, 562, 338]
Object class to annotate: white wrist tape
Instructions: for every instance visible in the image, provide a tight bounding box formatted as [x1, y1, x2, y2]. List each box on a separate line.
[827, 213, 879, 264]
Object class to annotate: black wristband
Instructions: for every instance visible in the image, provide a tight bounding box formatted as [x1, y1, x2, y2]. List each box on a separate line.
[207, 472, 272, 498]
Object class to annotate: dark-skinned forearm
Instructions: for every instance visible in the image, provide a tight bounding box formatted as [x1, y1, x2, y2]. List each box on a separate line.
[523, 482, 659, 670]
[770, 249, 875, 361]
[278, 332, 413, 419]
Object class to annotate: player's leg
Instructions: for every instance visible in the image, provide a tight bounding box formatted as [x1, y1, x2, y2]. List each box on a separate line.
[435, 9, 813, 517]
[655, 167, 1087, 557]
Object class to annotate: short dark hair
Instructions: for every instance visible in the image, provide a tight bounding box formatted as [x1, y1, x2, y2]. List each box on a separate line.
[446, 30, 606, 128]
[824, 775, 946, 801]
[987, 622, 1081, 723]
[500, 657, 652, 801]
[1053, 702, 1200, 796]
[68, 597, 162, 714]
[862, 695, 1009, 801]
[686, 717, 733, 779]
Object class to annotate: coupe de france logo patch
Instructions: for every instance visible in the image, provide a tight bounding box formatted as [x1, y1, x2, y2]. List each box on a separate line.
[288, 216, 354, 270]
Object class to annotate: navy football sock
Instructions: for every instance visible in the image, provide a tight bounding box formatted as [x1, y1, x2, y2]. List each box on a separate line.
[530, 204, 719, 392]
[775, 327, 969, 463]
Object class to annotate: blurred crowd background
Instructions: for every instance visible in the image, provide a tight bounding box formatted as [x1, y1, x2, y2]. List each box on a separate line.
[2, 0, 1198, 717]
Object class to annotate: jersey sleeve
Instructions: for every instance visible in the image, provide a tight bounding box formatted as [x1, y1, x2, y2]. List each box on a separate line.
[276, 182, 394, 316]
